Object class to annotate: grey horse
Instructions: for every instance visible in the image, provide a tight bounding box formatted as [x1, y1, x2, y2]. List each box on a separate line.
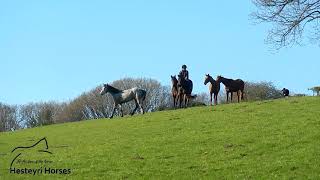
[100, 84, 146, 119]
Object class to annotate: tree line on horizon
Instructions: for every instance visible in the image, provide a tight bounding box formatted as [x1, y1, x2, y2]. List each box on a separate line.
[0, 77, 293, 132]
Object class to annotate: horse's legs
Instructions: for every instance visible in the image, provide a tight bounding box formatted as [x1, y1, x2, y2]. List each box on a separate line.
[176, 95, 179, 108]
[182, 95, 185, 108]
[216, 93, 218, 105]
[131, 100, 139, 116]
[184, 94, 188, 108]
[184, 94, 189, 108]
[210, 93, 213, 106]
[214, 93, 217, 106]
[140, 104, 145, 114]
[173, 95, 175, 108]
[231, 92, 233, 102]
[119, 104, 124, 117]
[137, 98, 144, 114]
[179, 93, 183, 108]
[226, 91, 229, 103]
[131, 105, 138, 116]
[237, 91, 240, 103]
[110, 104, 117, 119]
[187, 95, 190, 107]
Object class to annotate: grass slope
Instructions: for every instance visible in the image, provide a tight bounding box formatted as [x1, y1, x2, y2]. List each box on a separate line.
[0, 97, 320, 179]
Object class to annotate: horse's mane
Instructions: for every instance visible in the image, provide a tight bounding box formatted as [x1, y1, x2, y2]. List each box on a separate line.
[171, 75, 177, 83]
[207, 75, 216, 83]
[218, 76, 234, 87]
[107, 84, 123, 93]
[219, 76, 232, 81]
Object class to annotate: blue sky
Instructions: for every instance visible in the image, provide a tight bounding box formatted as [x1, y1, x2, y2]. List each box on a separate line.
[0, 1, 318, 104]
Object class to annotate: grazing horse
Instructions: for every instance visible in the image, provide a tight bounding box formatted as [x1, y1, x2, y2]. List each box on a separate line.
[216, 75, 245, 103]
[100, 84, 146, 119]
[177, 75, 196, 107]
[171, 75, 179, 108]
[204, 74, 220, 106]
[282, 88, 290, 97]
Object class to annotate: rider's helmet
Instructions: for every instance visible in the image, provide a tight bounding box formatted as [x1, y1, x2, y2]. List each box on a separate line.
[182, 64, 187, 69]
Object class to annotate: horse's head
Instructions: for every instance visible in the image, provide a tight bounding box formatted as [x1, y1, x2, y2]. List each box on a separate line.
[282, 88, 289, 96]
[171, 75, 178, 86]
[282, 88, 288, 93]
[204, 74, 212, 85]
[177, 74, 184, 87]
[100, 84, 109, 95]
[216, 75, 223, 83]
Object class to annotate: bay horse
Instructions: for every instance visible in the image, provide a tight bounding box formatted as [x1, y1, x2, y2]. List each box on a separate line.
[100, 84, 146, 118]
[216, 75, 244, 103]
[171, 75, 179, 108]
[204, 74, 220, 106]
[177, 75, 196, 107]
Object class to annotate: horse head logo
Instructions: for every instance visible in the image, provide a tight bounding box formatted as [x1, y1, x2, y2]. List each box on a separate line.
[10, 137, 53, 168]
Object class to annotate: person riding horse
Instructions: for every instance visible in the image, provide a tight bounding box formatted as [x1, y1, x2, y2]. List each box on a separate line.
[179, 64, 189, 80]
[178, 64, 192, 94]
[177, 65, 196, 107]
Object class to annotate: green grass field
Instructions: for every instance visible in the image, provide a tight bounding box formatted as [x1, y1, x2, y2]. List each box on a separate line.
[0, 97, 320, 179]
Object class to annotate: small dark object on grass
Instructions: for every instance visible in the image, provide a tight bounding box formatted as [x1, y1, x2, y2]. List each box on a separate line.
[282, 88, 289, 97]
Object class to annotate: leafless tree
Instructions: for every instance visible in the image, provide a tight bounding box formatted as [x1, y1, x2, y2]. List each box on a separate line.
[0, 103, 20, 132]
[252, 0, 320, 48]
[308, 86, 320, 96]
[244, 81, 283, 101]
[53, 97, 89, 123]
[20, 102, 59, 128]
[194, 92, 210, 105]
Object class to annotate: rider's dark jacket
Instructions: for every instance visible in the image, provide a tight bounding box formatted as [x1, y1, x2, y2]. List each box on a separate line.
[179, 70, 189, 80]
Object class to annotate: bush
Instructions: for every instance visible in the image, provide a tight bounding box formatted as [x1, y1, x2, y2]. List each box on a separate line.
[244, 81, 282, 101]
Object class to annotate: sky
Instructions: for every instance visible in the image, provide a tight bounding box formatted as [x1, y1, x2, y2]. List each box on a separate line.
[0, 0, 319, 105]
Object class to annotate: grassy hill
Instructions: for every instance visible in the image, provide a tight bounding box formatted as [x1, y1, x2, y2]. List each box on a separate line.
[0, 97, 320, 179]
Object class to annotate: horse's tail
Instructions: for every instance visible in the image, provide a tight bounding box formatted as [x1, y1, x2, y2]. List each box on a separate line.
[241, 82, 245, 100]
[188, 94, 197, 99]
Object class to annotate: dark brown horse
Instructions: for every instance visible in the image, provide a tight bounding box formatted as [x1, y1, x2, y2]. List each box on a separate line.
[204, 74, 220, 106]
[216, 75, 244, 103]
[282, 88, 290, 97]
[171, 75, 179, 108]
[177, 75, 196, 107]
